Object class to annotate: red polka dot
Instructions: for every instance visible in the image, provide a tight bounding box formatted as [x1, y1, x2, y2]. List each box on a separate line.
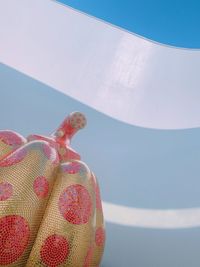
[0, 131, 24, 146]
[59, 184, 92, 224]
[95, 227, 105, 247]
[83, 246, 93, 267]
[62, 161, 82, 174]
[42, 143, 52, 158]
[42, 143, 59, 164]
[96, 183, 103, 212]
[33, 176, 49, 198]
[0, 182, 13, 201]
[0, 215, 30, 265]
[0, 148, 27, 167]
[40, 234, 69, 267]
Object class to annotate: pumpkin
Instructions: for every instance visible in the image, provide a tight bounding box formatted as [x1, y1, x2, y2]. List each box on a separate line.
[0, 112, 105, 267]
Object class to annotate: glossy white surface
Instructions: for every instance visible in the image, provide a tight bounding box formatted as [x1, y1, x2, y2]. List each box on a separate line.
[1, 0, 200, 129]
[103, 202, 200, 229]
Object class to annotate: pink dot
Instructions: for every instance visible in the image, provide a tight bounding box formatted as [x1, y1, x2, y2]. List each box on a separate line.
[0, 148, 27, 167]
[62, 161, 83, 174]
[96, 183, 103, 212]
[58, 184, 92, 225]
[0, 182, 13, 201]
[33, 176, 49, 198]
[42, 143, 52, 159]
[0, 131, 24, 146]
[95, 227, 105, 247]
[83, 246, 93, 267]
[40, 234, 69, 267]
[0, 215, 30, 265]
[42, 143, 59, 164]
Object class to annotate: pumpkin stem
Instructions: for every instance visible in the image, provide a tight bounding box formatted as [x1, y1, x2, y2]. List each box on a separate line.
[52, 112, 87, 146]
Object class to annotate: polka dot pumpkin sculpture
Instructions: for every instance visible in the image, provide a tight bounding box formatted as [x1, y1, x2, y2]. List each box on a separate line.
[0, 112, 105, 267]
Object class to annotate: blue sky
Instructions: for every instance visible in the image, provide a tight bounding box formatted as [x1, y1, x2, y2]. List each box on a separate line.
[58, 0, 200, 48]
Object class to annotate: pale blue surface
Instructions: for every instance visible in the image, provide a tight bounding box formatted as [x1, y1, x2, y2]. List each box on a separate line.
[57, 0, 200, 48]
[1, 63, 200, 266]
[104, 224, 200, 267]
